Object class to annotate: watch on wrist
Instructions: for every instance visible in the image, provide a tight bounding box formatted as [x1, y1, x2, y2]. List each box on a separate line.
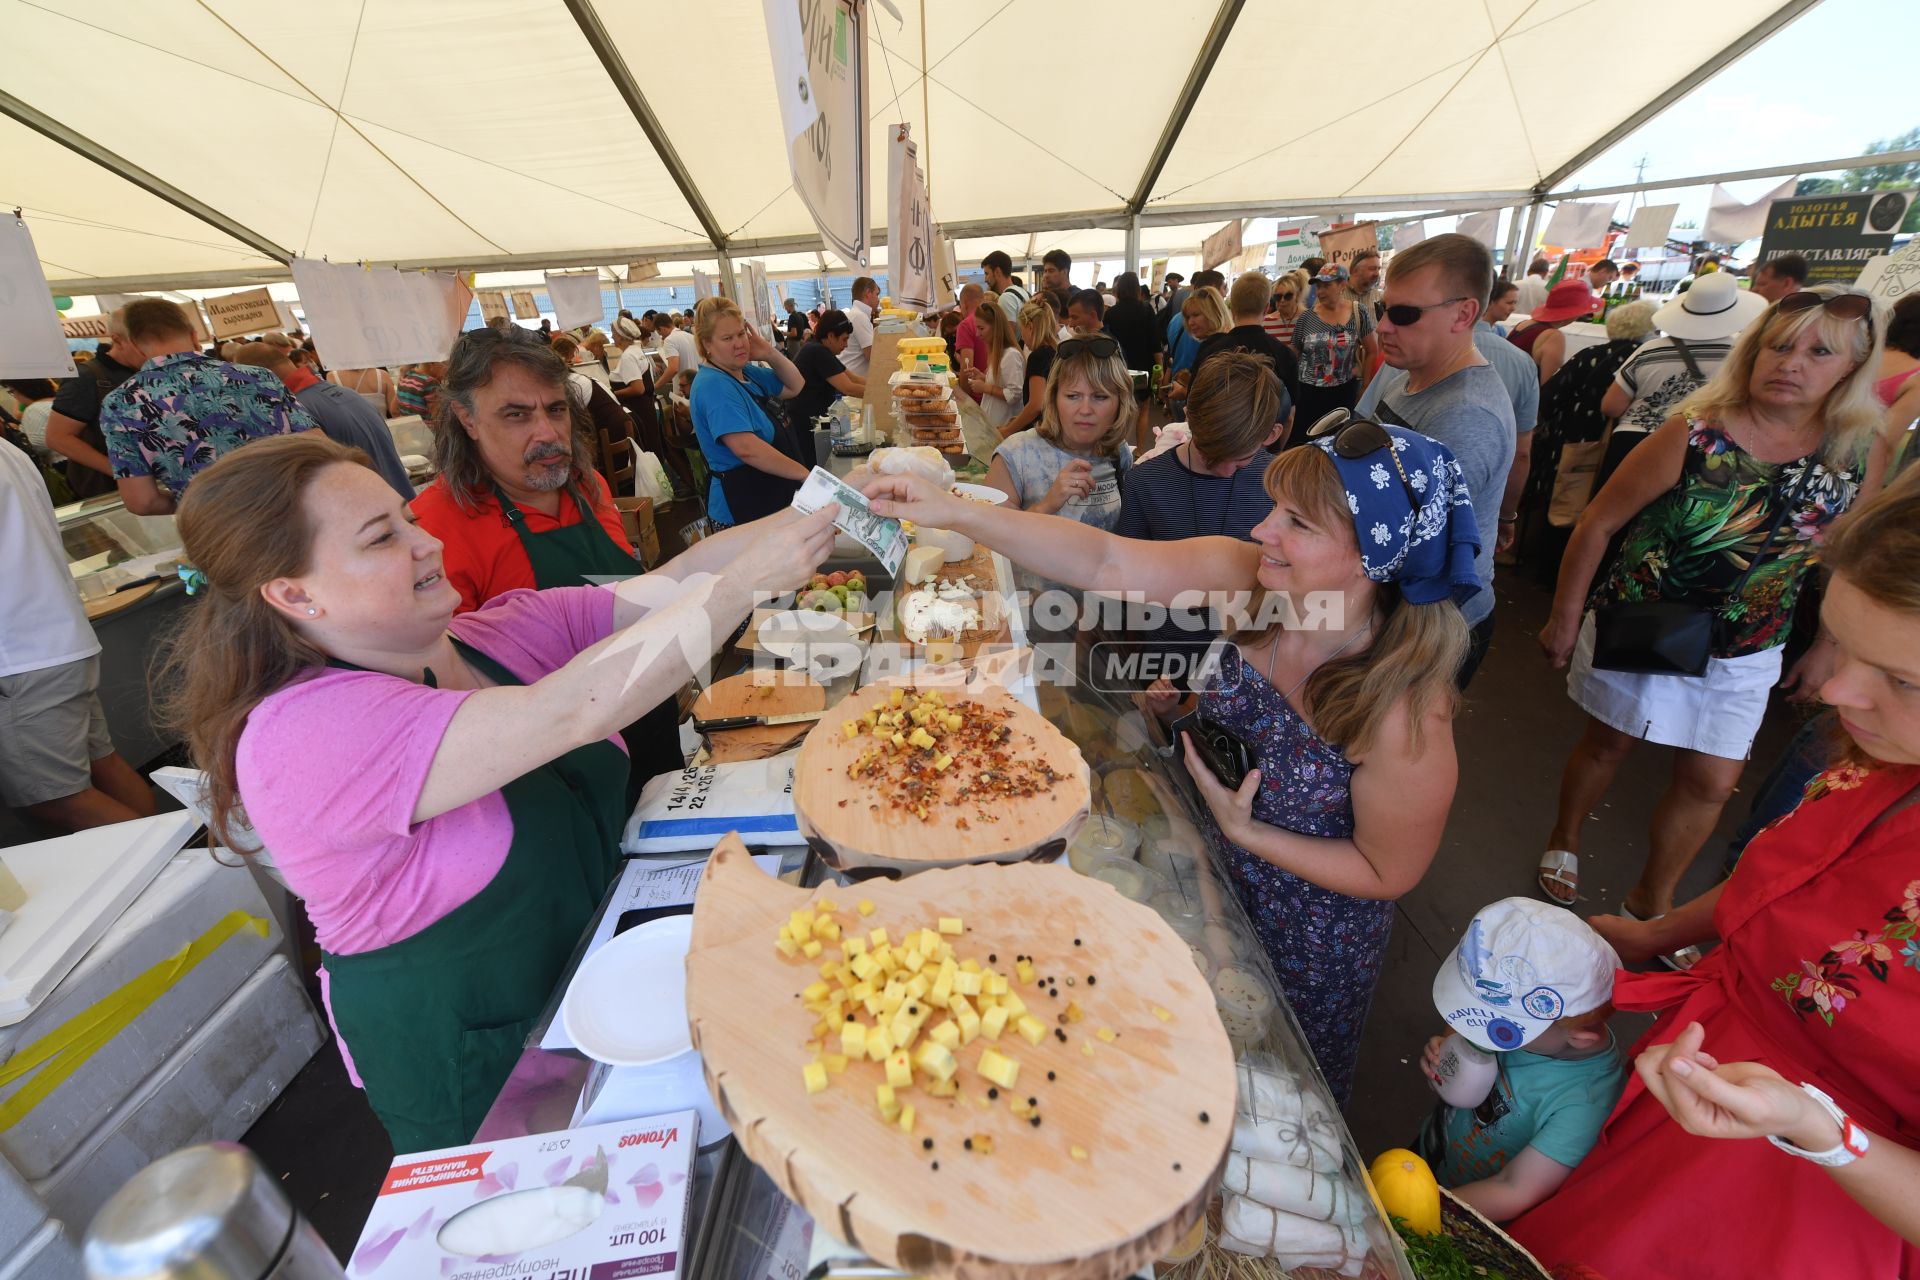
[1767, 1083, 1869, 1167]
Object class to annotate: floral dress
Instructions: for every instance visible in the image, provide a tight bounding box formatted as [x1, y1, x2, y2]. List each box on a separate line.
[1511, 762, 1920, 1279]
[1195, 645, 1393, 1106]
[1589, 417, 1857, 657]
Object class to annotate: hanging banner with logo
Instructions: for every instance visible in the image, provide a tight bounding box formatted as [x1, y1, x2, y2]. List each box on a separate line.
[288, 259, 472, 370]
[202, 287, 280, 339]
[887, 124, 936, 309]
[1200, 219, 1244, 271]
[763, 0, 869, 265]
[544, 272, 604, 330]
[1316, 222, 1378, 272]
[1854, 236, 1920, 302]
[1755, 190, 1914, 286]
[934, 229, 958, 305]
[477, 290, 510, 324]
[1150, 258, 1169, 291]
[510, 290, 540, 319]
[0, 218, 77, 378]
[743, 261, 775, 334]
[1270, 223, 1319, 275]
[1702, 177, 1796, 246]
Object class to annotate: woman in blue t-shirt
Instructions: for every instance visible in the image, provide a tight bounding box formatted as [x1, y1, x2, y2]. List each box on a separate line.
[689, 298, 808, 526]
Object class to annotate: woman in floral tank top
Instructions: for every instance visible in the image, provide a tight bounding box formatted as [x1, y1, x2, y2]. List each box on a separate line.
[1535, 287, 1881, 930]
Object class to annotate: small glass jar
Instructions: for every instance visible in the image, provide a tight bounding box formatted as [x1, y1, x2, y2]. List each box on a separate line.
[1212, 963, 1275, 1049]
[1082, 853, 1165, 904]
[1066, 814, 1139, 873]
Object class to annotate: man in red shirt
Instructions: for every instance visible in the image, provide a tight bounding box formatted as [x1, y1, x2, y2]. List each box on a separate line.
[949, 282, 987, 400]
[411, 328, 680, 796]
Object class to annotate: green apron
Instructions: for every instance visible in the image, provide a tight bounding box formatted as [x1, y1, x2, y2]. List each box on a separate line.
[322, 640, 626, 1153]
[492, 481, 687, 795]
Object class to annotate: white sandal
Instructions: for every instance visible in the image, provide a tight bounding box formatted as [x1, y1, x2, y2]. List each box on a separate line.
[1537, 849, 1579, 905]
[1622, 901, 1703, 971]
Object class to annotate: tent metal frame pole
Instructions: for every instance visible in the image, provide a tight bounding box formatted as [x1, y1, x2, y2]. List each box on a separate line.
[563, 0, 728, 252]
[1124, 216, 1141, 280]
[1500, 205, 1526, 280]
[0, 88, 290, 264]
[1541, 147, 1920, 203]
[1125, 0, 1245, 215]
[1537, 0, 1821, 193]
[1519, 201, 1543, 268]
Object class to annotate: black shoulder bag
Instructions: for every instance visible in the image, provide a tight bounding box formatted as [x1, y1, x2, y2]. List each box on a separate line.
[1590, 459, 1811, 677]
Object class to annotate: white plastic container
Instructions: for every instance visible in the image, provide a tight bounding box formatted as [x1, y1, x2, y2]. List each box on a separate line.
[1211, 964, 1274, 1049]
[1083, 854, 1164, 904]
[1428, 1033, 1499, 1108]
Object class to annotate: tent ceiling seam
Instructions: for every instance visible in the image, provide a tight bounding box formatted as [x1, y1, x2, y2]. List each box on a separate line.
[1483, 0, 1545, 181]
[15, 0, 321, 109]
[12, 205, 272, 256]
[0, 87, 291, 263]
[564, 0, 727, 249]
[1339, 38, 1498, 199]
[298, 0, 365, 257]
[194, 0, 508, 256]
[928, 72, 1127, 204]
[1126, 0, 1245, 215]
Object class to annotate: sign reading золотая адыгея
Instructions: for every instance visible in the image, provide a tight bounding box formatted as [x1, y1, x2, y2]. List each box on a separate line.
[1755, 191, 1912, 286]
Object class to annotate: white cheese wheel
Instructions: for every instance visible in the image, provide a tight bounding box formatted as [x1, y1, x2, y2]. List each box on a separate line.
[902, 545, 946, 586]
[916, 526, 974, 563]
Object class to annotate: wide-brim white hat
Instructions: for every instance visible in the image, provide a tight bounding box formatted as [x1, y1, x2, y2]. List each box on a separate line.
[1654, 271, 1769, 341]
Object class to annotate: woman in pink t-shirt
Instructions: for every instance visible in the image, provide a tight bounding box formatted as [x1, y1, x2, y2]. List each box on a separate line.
[164, 434, 834, 1153]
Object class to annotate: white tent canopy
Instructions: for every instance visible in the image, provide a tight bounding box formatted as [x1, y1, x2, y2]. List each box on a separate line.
[2, 0, 1824, 294]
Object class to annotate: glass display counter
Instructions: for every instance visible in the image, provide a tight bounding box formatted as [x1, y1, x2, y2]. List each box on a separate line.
[696, 675, 1414, 1280]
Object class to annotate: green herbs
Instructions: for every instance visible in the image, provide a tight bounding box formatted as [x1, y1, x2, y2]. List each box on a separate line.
[1393, 1220, 1513, 1280]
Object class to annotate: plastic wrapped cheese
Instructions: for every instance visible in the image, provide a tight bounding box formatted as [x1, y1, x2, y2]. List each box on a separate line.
[1220, 1195, 1346, 1269]
[869, 446, 954, 488]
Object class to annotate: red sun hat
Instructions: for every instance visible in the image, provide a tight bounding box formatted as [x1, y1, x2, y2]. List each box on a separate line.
[1530, 279, 1599, 324]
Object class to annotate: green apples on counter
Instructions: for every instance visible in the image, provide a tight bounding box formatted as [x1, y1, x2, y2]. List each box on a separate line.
[799, 569, 868, 613]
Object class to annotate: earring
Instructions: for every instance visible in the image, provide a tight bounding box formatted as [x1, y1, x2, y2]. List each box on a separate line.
[307, 607, 317, 616]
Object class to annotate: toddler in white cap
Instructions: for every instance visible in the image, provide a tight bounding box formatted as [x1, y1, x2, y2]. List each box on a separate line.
[1413, 897, 1627, 1223]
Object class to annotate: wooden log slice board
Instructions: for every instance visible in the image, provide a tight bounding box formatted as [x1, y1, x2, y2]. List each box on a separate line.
[793, 675, 1090, 873]
[686, 835, 1237, 1280]
[693, 672, 827, 764]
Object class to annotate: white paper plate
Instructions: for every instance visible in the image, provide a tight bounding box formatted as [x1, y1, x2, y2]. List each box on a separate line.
[561, 914, 695, 1067]
[952, 482, 1008, 505]
[756, 609, 862, 678]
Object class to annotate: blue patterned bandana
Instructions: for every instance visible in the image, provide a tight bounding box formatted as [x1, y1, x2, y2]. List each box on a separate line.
[1310, 424, 1483, 607]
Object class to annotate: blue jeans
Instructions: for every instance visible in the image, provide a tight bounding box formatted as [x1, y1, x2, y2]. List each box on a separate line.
[1723, 712, 1833, 876]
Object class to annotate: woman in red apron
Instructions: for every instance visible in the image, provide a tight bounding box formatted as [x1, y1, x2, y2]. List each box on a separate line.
[1510, 470, 1920, 1278]
[164, 434, 835, 1153]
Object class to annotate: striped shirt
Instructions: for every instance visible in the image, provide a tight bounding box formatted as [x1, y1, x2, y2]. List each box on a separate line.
[1612, 336, 1734, 432]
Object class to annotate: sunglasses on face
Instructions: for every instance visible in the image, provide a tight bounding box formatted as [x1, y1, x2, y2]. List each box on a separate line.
[1382, 296, 1468, 327]
[1777, 290, 1872, 322]
[1276, 292, 1295, 301]
[1308, 409, 1418, 505]
[1058, 336, 1120, 360]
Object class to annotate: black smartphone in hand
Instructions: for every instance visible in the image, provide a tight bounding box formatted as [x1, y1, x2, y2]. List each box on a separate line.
[1169, 710, 1254, 791]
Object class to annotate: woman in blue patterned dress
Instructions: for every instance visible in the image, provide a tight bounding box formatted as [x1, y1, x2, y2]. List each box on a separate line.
[862, 414, 1484, 1103]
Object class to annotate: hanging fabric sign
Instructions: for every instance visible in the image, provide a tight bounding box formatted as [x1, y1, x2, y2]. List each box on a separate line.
[544, 272, 605, 330]
[1201, 219, 1244, 271]
[887, 124, 935, 309]
[763, 0, 869, 265]
[288, 259, 472, 370]
[0, 217, 77, 378]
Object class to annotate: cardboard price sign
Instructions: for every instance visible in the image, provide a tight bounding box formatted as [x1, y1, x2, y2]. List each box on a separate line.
[1316, 222, 1378, 272]
[510, 290, 540, 319]
[1755, 191, 1913, 286]
[476, 290, 509, 323]
[203, 287, 281, 338]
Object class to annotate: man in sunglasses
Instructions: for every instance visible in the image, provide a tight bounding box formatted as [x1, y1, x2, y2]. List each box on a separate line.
[1356, 233, 1522, 689]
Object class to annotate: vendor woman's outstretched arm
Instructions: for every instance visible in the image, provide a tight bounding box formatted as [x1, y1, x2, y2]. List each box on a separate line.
[412, 508, 836, 823]
[865, 473, 1260, 602]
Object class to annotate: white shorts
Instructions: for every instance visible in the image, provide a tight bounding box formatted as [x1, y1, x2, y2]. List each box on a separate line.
[1567, 612, 1781, 760]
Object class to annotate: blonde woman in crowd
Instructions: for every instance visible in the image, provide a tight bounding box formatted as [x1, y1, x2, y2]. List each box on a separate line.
[964, 300, 1027, 436]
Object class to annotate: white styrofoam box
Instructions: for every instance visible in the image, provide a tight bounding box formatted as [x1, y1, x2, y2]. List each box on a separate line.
[0, 1219, 81, 1280]
[0, 1149, 49, 1257]
[0, 810, 200, 1025]
[32, 953, 324, 1233]
[0, 852, 283, 1181]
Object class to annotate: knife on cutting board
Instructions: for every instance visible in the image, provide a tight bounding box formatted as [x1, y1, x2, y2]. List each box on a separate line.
[692, 709, 829, 733]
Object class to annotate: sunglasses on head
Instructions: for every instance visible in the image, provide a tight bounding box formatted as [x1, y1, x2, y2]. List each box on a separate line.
[1381, 296, 1468, 327]
[1777, 290, 1872, 322]
[1058, 336, 1120, 360]
[1309, 409, 1418, 505]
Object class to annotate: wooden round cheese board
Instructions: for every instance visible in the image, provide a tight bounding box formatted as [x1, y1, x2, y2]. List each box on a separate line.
[792, 674, 1090, 873]
[685, 834, 1237, 1279]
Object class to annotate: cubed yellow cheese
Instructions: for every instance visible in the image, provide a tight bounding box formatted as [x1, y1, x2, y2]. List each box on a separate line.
[801, 980, 830, 1003]
[938, 917, 964, 935]
[1064, 1000, 1085, 1024]
[857, 899, 876, 916]
[866, 1025, 894, 1062]
[1071, 1145, 1089, 1162]
[1151, 1005, 1173, 1022]
[889, 1013, 922, 1052]
[928, 970, 953, 1008]
[877, 1084, 901, 1122]
[842, 937, 867, 959]
[822, 1053, 849, 1074]
[802, 1062, 828, 1095]
[775, 937, 800, 958]
[902, 948, 926, 974]
[815, 898, 837, 913]
[975, 1048, 1020, 1089]
[952, 970, 983, 997]
[913, 1040, 957, 1082]
[980, 1006, 1009, 1040]
[868, 927, 890, 948]
[955, 1003, 981, 1045]
[842, 721, 860, 739]
[927, 1078, 959, 1098]
[849, 954, 879, 981]
[889, 686, 906, 706]
[898, 1103, 917, 1134]
[1015, 958, 1036, 984]
[801, 940, 823, 959]
[840, 1021, 867, 1057]
[1096, 1026, 1118, 1043]
[984, 973, 1009, 997]
[1001, 992, 1028, 1020]
[1014, 1015, 1046, 1046]
[905, 973, 930, 998]
[814, 917, 841, 942]
[928, 1019, 961, 1051]
[885, 1050, 913, 1089]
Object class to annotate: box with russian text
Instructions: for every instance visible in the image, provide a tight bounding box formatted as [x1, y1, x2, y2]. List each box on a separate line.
[345, 1110, 698, 1279]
